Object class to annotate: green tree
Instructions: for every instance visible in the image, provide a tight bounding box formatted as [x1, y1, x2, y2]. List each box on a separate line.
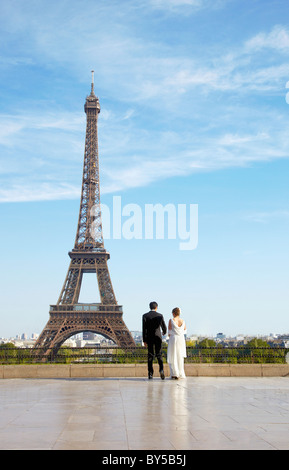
[0, 343, 18, 364]
[246, 338, 270, 348]
[197, 338, 216, 348]
[244, 338, 280, 363]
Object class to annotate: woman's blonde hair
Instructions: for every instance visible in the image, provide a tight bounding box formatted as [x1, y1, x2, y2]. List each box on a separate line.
[172, 307, 181, 316]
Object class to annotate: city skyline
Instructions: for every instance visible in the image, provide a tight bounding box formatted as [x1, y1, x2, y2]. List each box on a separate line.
[0, 0, 289, 338]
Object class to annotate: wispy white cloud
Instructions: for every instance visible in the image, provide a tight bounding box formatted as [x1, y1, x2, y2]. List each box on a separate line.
[0, 121, 24, 146]
[245, 25, 289, 52]
[150, 0, 229, 13]
[0, 2, 289, 202]
[100, 121, 289, 195]
[0, 111, 85, 146]
[0, 100, 289, 202]
[153, 34, 289, 97]
[218, 132, 269, 146]
[1, 3, 288, 102]
[0, 183, 80, 203]
[243, 210, 289, 224]
[151, 0, 203, 9]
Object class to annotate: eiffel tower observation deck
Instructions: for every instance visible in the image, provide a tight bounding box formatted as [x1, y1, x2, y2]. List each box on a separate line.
[34, 73, 135, 357]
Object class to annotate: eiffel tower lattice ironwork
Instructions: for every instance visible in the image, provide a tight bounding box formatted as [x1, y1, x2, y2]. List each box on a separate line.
[34, 72, 135, 356]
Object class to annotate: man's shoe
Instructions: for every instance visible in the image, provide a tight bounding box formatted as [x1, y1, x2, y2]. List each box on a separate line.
[148, 374, 153, 380]
[160, 370, 165, 380]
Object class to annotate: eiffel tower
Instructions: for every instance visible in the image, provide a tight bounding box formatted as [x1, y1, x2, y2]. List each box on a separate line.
[34, 72, 135, 357]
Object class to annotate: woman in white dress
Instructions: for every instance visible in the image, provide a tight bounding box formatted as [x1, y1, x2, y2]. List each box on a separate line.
[167, 307, 187, 379]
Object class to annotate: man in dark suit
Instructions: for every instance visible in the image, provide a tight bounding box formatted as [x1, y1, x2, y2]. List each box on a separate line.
[142, 301, 167, 380]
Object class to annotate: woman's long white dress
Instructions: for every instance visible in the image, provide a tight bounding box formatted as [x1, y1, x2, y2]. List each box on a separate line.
[167, 319, 187, 378]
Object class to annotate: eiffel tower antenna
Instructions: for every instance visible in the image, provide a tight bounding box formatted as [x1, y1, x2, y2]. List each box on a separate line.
[91, 70, 95, 94]
[34, 74, 135, 358]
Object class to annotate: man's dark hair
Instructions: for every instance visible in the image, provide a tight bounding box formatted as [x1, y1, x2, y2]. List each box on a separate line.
[149, 301, 158, 310]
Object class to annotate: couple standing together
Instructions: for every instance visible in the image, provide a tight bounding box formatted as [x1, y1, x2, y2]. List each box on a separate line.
[142, 301, 187, 380]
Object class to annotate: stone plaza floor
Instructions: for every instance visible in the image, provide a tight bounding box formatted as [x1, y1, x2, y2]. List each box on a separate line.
[1, 376, 289, 450]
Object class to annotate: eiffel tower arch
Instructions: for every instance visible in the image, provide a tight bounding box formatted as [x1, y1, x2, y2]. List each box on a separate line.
[34, 72, 135, 357]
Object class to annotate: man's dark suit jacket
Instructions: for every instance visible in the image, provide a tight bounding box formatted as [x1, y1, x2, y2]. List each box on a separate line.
[142, 310, 167, 344]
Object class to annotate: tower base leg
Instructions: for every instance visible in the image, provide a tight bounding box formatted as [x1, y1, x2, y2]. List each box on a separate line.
[34, 310, 135, 360]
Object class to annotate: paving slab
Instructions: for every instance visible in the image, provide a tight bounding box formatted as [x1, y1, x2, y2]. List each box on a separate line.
[1, 377, 289, 450]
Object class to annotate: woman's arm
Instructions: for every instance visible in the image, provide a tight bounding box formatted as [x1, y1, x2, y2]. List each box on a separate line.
[168, 319, 172, 337]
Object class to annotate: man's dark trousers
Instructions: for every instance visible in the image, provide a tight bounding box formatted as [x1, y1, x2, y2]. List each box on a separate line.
[147, 337, 164, 376]
[142, 309, 167, 378]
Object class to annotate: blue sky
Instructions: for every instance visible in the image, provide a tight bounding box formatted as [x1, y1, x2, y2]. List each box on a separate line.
[0, 0, 289, 338]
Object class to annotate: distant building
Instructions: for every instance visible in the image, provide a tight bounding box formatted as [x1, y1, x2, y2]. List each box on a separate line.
[187, 335, 198, 342]
[216, 333, 226, 340]
[130, 331, 143, 344]
[83, 332, 97, 341]
[235, 335, 245, 342]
